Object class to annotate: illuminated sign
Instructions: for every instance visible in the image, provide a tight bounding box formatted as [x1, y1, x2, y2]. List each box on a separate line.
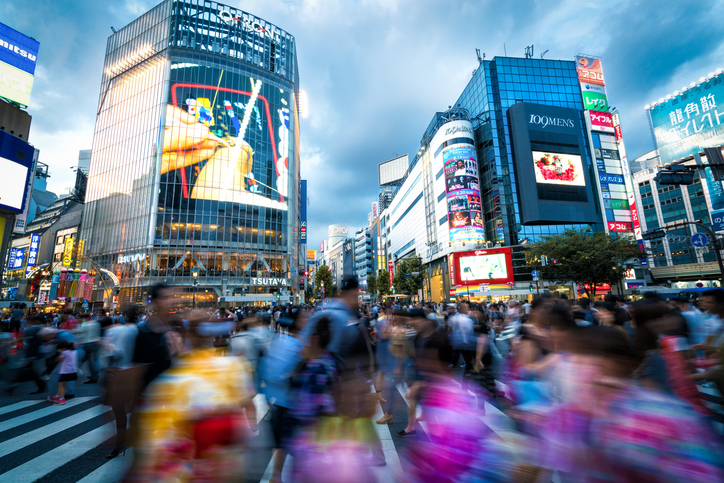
[371, 202, 378, 219]
[388, 260, 393, 283]
[300, 180, 307, 242]
[118, 253, 145, 264]
[217, 9, 284, 42]
[0, 155, 30, 211]
[443, 145, 485, 243]
[582, 90, 609, 112]
[533, 151, 585, 186]
[62, 238, 74, 266]
[648, 72, 724, 164]
[24, 233, 39, 277]
[599, 173, 624, 185]
[589, 110, 614, 133]
[7, 247, 17, 270]
[452, 247, 514, 286]
[576, 56, 605, 86]
[444, 125, 473, 136]
[307, 249, 317, 260]
[0, 22, 39, 106]
[528, 114, 575, 129]
[328, 225, 348, 236]
[607, 221, 633, 232]
[250, 277, 289, 286]
[11, 247, 24, 270]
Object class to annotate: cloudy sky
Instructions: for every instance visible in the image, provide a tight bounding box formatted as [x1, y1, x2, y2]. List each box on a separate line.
[3, 0, 724, 248]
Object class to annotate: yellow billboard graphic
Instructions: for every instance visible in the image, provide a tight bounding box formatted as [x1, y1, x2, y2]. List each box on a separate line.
[62, 238, 74, 266]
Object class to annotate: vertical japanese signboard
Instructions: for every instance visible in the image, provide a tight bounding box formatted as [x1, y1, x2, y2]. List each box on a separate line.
[300, 180, 307, 243]
[24, 233, 39, 277]
[62, 238, 74, 266]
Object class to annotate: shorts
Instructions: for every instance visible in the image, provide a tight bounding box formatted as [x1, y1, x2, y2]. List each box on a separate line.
[59, 373, 78, 382]
[270, 404, 294, 449]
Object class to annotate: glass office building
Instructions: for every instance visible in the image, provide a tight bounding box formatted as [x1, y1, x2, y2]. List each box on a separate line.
[454, 56, 604, 279]
[80, 0, 301, 306]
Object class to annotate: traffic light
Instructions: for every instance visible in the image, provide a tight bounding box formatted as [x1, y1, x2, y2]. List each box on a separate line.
[275, 292, 280, 300]
[642, 230, 666, 241]
[704, 147, 724, 181]
[653, 164, 694, 185]
[304, 270, 309, 276]
[529, 284, 534, 292]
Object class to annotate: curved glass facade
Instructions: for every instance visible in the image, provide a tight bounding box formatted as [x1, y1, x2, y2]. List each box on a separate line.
[80, 0, 300, 306]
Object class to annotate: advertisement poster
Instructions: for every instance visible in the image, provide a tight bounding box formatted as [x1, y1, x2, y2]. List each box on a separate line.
[442, 146, 485, 243]
[575, 56, 605, 86]
[582, 90, 609, 112]
[62, 238, 74, 266]
[589, 110, 615, 133]
[24, 233, 39, 277]
[648, 72, 724, 165]
[160, 63, 291, 214]
[0, 22, 40, 106]
[11, 247, 24, 270]
[533, 151, 585, 186]
[459, 252, 508, 281]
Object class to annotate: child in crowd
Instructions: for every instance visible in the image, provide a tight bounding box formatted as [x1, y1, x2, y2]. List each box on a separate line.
[48, 340, 77, 405]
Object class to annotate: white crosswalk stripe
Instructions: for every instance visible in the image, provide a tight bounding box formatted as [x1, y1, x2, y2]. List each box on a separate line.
[0, 374, 507, 483]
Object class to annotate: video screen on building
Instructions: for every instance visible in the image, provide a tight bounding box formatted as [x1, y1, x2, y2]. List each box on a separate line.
[532, 151, 585, 187]
[459, 252, 508, 281]
[0, 155, 30, 212]
[0, 22, 40, 107]
[160, 62, 292, 211]
[442, 146, 485, 243]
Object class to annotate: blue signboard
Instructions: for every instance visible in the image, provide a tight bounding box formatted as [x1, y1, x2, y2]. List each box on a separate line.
[649, 72, 724, 164]
[712, 209, 724, 233]
[0, 23, 40, 75]
[11, 248, 24, 270]
[24, 233, 40, 277]
[598, 173, 624, 185]
[691, 233, 709, 248]
[300, 179, 307, 243]
[7, 247, 17, 271]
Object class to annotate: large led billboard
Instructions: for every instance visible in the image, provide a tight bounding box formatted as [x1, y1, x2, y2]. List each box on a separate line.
[0, 130, 35, 213]
[160, 62, 291, 212]
[508, 102, 599, 225]
[648, 72, 724, 165]
[452, 247, 514, 286]
[442, 146, 485, 242]
[0, 22, 40, 107]
[532, 151, 585, 186]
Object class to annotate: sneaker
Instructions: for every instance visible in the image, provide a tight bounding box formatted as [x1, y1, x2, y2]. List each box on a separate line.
[47, 395, 60, 402]
[396, 429, 417, 438]
[53, 398, 66, 405]
[65, 394, 75, 399]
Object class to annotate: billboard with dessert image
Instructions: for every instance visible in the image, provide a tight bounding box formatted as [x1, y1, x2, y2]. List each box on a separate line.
[160, 63, 292, 211]
[532, 151, 585, 187]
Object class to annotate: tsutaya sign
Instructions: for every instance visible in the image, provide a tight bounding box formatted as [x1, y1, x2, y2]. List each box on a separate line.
[250, 277, 289, 286]
[119, 253, 145, 264]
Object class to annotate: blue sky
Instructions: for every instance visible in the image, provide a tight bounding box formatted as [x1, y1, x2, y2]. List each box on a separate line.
[3, 0, 723, 247]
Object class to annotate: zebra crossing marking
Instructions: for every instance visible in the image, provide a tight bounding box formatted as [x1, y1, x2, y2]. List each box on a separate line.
[0, 400, 45, 416]
[0, 397, 96, 432]
[0, 405, 109, 458]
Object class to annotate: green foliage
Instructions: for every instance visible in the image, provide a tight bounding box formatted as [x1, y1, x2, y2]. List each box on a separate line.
[377, 270, 391, 298]
[304, 284, 314, 301]
[392, 256, 423, 295]
[527, 228, 645, 297]
[367, 273, 378, 299]
[314, 265, 335, 299]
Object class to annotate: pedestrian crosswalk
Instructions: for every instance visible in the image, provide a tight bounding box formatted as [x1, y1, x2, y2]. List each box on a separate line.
[0, 380, 511, 483]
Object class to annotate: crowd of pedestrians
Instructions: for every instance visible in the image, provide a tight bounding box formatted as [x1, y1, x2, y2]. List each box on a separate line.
[2, 284, 724, 481]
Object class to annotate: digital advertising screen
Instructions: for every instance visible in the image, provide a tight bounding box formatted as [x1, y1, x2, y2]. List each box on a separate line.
[0, 155, 29, 211]
[453, 247, 514, 286]
[648, 72, 724, 165]
[0, 22, 40, 106]
[160, 62, 292, 212]
[442, 146, 485, 243]
[533, 151, 585, 186]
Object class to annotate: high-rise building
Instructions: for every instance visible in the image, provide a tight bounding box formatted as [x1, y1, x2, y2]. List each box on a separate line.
[354, 228, 372, 287]
[80, 0, 301, 306]
[382, 54, 642, 302]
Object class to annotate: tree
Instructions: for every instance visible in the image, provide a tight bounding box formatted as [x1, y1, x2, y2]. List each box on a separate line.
[314, 265, 335, 299]
[304, 284, 315, 302]
[377, 270, 391, 299]
[527, 228, 645, 298]
[367, 273, 378, 301]
[392, 256, 423, 296]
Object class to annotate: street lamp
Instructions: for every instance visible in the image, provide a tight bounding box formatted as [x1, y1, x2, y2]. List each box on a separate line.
[192, 266, 199, 308]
